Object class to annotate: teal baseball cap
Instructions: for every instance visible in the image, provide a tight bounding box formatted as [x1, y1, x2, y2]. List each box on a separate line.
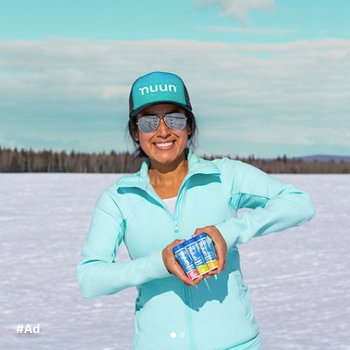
[129, 71, 193, 117]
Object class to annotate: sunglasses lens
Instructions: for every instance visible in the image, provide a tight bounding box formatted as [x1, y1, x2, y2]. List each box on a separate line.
[137, 113, 187, 133]
[164, 113, 187, 130]
[137, 116, 159, 133]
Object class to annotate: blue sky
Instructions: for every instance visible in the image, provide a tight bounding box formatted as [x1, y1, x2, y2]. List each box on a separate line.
[0, 0, 349, 158]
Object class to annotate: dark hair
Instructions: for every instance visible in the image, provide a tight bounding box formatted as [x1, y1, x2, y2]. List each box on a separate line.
[127, 109, 198, 158]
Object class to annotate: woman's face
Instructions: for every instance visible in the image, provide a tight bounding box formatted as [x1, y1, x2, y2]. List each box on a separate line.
[135, 103, 191, 168]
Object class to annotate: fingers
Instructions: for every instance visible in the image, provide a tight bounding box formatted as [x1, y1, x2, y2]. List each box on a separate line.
[173, 260, 204, 286]
[172, 262, 196, 286]
[192, 227, 207, 238]
[165, 229, 228, 285]
[163, 239, 201, 286]
[169, 239, 185, 249]
[191, 226, 227, 275]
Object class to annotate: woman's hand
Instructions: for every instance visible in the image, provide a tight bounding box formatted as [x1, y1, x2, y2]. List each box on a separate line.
[162, 239, 204, 286]
[192, 226, 227, 277]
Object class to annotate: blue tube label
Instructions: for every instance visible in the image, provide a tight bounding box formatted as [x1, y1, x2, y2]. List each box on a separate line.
[196, 236, 216, 262]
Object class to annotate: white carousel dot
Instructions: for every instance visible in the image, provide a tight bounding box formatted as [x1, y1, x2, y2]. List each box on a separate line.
[179, 332, 185, 338]
[170, 332, 176, 338]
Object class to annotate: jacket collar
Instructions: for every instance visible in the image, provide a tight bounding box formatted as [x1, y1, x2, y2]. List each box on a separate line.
[116, 149, 220, 191]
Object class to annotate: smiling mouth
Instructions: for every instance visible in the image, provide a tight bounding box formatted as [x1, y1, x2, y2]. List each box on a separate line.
[154, 141, 175, 149]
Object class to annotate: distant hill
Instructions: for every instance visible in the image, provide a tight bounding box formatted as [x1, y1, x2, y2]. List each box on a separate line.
[296, 155, 350, 163]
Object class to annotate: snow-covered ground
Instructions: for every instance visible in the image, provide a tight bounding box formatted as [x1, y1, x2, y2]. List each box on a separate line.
[0, 173, 349, 350]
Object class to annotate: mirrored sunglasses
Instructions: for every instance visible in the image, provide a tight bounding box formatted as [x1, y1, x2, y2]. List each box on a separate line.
[136, 112, 187, 133]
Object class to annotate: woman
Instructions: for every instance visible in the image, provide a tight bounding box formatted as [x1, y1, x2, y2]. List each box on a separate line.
[77, 71, 315, 350]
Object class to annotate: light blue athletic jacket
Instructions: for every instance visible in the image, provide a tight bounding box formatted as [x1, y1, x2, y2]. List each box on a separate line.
[77, 149, 315, 350]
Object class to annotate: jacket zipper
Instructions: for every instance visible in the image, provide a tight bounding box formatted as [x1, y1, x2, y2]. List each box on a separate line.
[144, 179, 196, 350]
[173, 185, 196, 350]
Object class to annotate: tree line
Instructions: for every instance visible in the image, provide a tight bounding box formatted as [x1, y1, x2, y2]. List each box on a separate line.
[0, 146, 349, 174]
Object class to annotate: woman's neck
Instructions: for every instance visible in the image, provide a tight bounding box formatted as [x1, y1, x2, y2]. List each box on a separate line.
[148, 156, 188, 188]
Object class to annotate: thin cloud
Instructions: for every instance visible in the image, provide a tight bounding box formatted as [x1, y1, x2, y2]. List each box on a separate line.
[202, 26, 296, 35]
[196, 0, 275, 22]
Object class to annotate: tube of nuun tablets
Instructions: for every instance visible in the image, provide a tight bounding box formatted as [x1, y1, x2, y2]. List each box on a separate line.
[184, 238, 209, 275]
[194, 233, 218, 271]
[172, 242, 200, 280]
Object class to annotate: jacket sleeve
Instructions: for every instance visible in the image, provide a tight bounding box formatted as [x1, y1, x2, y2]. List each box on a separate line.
[76, 187, 172, 299]
[215, 159, 315, 248]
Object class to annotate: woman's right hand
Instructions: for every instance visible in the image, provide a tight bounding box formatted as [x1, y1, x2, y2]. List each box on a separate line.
[162, 239, 204, 287]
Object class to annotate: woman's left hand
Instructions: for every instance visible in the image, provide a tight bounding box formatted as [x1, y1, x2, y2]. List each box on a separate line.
[192, 225, 227, 276]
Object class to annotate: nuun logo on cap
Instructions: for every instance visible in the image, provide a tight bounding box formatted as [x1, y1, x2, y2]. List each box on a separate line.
[138, 84, 178, 96]
[129, 71, 192, 117]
